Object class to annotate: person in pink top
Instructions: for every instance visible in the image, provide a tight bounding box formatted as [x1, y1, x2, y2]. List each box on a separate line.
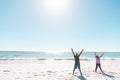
[94, 52, 104, 73]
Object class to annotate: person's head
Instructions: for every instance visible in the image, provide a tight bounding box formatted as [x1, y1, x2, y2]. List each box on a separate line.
[76, 53, 78, 56]
[96, 55, 99, 58]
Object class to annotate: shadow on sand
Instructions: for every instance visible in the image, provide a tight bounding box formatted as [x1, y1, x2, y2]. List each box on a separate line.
[102, 73, 115, 80]
[74, 75, 86, 80]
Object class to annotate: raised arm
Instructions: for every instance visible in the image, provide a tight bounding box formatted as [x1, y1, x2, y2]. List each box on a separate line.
[100, 53, 104, 58]
[94, 52, 96, 57]
[71, 48, 75, 56]
[78, 49, 84, 56]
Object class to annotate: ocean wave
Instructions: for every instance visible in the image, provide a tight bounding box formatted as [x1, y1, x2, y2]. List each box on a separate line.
[0, 57, 120, 61]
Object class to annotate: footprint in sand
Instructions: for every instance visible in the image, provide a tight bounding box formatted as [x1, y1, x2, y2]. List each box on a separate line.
[33, 74, 38, 77]
[68, 73, 71, 74]
[3, 70, 10, 72]
[20, 72, 23, 74]
[15, 77, 20, 79]
[26, 76, 31, 78]
[40, 74, 46, 76]
[27, 72, 30, 74]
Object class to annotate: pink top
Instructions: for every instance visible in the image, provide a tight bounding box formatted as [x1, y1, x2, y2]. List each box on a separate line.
[96, 57, 100, 64]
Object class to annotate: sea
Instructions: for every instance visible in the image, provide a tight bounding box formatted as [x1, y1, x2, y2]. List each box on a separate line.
[0, 51, 120, 60]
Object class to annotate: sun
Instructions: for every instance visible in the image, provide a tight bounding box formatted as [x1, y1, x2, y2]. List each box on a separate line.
[42, 0, 71, 15]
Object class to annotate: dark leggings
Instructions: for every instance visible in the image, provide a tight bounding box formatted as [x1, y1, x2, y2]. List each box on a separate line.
[95, 64, 103, 72]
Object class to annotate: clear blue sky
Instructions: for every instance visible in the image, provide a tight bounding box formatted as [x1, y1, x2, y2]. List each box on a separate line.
[0, 0, 120, 52]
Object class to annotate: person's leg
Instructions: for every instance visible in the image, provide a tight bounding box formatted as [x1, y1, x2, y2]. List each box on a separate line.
[95, 64, 98, 72]
[78, 67, 82, 75]
[73, 68, 75, 75]
[78, 64, 82, 75]
[73, 64, 76, 75]
[99, 64, 104, 73]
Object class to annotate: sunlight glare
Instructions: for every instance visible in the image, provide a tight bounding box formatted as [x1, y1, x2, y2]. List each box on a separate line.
[42, 0, 71, 15]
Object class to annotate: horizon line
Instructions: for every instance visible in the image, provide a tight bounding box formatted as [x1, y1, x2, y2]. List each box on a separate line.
[0, 50, 120, 53]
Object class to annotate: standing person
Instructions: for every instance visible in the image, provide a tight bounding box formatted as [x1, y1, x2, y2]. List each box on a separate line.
[94, 52, 104, 73]
[71, 48, 84, 75]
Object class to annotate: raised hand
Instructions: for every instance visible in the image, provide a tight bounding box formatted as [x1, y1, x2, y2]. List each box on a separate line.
[94, 52, 96, 55]
[100, 53, 104, 57]
[71, 48, 75, 56]
[79, 49, 84, 56]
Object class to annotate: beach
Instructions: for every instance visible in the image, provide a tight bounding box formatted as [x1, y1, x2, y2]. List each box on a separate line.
[1, 0, 120, 80]
[0, 58, 120, 80]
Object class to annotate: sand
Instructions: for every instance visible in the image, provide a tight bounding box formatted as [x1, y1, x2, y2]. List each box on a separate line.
[0, 59, 120, 80]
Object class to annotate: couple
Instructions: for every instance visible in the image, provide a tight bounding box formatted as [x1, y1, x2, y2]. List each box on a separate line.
[71, 48, 104, 75]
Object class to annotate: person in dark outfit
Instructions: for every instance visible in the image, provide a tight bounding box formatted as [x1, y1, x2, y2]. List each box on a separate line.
[71, 48, 84, 75]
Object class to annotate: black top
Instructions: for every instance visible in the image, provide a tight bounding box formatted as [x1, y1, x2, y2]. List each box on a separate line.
[74, 55, 80, 64]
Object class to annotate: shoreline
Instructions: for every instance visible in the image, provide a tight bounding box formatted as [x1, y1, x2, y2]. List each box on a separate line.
[0, 57, 120, 61]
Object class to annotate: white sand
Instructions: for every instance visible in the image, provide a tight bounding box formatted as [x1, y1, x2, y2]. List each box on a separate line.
[0, 59, 120, 80]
